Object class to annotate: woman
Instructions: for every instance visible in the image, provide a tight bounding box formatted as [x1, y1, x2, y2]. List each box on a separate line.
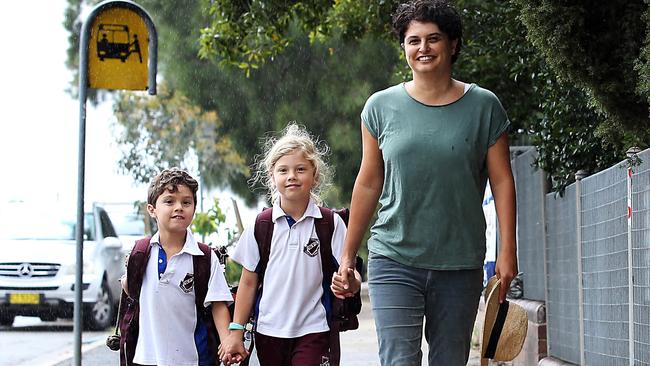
[333, 1, 518, 365]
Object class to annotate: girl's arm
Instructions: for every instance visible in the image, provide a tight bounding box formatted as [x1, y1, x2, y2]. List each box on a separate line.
[338, 122, 384, 284]
[486, 133, 518, 303]
[231, 267, 258, 327]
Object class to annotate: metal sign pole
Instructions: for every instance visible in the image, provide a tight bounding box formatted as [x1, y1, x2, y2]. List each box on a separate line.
[75, 1, 157, 364]
[74, 14, 91, 366]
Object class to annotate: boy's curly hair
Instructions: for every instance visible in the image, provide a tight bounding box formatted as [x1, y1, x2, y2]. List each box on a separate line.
[252, 123, 332, 205]
[392, 0, 463, 63]
[147, 167, 199, 206]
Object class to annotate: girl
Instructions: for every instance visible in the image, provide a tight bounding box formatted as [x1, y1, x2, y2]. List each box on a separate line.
[220, 124, 361, 366]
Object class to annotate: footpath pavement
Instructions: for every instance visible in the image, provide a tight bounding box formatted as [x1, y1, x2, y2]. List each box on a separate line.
[52, 283, 484, 366]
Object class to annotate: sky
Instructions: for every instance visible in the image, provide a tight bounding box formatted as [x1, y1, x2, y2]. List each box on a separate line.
[0, 0, 258, 234]
[0, 0, 142, 205]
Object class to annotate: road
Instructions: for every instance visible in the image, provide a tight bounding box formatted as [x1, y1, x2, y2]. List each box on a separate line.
[3, 284, 484, 366]
[0, 316, 109, 366]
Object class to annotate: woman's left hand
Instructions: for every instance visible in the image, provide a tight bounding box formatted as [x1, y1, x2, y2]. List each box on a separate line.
[331, 268, 360, 299]
[495, 247, 518, 303]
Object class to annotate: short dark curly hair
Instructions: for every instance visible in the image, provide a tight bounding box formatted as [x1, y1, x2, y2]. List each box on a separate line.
[392, 0, 463, 63]
[147, 167, 199, 206]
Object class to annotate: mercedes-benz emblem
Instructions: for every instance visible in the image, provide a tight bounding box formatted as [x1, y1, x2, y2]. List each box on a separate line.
[17, 263, 33, 278]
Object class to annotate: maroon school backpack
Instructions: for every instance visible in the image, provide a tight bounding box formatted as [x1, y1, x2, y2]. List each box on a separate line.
[253, 206, 363, 366]
[110, 237, 220, 366]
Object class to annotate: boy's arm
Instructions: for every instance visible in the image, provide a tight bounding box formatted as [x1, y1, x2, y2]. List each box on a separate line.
[120, 274, 129, 296]
[211, 301, 231, 341]
[212, 302, 247, 365]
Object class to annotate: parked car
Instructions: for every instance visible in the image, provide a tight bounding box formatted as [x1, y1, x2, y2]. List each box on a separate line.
[101, 202, 156, 254]
[0, 202, 124, 330]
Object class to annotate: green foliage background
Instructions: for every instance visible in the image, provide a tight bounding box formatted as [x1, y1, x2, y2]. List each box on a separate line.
[64, 0, 650, 196]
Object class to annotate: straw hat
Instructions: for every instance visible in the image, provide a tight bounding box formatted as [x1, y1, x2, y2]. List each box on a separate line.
[481, 276, 528, 366]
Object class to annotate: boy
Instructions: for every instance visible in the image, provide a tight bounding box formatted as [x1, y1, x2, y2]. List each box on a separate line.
[122, 167, 245, 366]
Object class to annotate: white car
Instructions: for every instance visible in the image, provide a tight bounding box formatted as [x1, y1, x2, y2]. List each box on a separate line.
[0, 203, 124, 330]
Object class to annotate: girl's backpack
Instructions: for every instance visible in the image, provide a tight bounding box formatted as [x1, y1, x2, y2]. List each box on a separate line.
[252, 206, 363, 366]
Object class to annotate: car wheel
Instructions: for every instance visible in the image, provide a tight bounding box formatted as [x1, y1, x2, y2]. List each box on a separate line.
[0, 312, 14, 326]
[83, 280, 114, 330]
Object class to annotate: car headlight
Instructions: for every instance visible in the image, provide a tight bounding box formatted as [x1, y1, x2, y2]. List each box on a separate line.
[64, 261, 97, 276]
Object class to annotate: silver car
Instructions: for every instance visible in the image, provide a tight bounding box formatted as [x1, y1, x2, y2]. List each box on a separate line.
[0, 203, 124, 330]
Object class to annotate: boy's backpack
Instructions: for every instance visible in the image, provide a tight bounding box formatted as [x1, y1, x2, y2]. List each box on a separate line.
[114, 237, 220, 366]
[253, 206, 363, 366]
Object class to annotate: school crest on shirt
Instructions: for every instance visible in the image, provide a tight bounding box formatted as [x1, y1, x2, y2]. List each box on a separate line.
[320, 356, 330, 366]
[179, 273, 194, 293]
[304, 237, 320, 257]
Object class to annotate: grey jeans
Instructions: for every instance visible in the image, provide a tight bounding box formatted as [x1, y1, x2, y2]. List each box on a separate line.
[368, 252, 483, 366]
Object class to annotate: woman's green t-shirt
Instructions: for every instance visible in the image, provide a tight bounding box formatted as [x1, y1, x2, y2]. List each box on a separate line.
[361, 83, 510, 270]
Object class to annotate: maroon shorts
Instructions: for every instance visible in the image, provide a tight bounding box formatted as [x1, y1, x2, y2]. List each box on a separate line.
[255, 331, 331, 366]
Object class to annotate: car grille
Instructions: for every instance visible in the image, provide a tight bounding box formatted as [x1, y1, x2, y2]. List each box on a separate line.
[0, 286, 59, 290]
[0, 263, 60, 278]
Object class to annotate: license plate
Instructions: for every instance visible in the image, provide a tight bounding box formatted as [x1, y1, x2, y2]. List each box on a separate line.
[9, 293, 41, 305]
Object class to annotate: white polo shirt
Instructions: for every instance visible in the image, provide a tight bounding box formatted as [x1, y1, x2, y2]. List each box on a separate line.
[133, 229, 233, 366]
[231, 200, 346, 338]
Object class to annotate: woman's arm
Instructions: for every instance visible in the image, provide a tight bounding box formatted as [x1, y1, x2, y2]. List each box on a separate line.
[338, 121, 384, 284]
[486, 133, 518, 303]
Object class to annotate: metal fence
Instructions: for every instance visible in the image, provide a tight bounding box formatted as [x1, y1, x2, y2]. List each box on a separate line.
[580, 162, 629, 365]
[632, 151, 650, 366]
[510, 147, 650, 365]
[513, 148, 546, 302]
[545, 184, 581, 364]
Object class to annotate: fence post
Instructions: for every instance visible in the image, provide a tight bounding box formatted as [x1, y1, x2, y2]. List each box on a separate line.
[575, 169, 588, 366]
[541, 168, 550, 350]
[626, 147, 641, 365]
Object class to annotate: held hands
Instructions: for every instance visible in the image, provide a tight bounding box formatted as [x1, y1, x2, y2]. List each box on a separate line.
[218, 332, 248, 366]
[332, 256, 361, 299]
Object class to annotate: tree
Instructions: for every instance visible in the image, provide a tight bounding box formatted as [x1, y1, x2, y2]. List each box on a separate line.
[65, 0, 399, 205]
[515, 1, 649, 130]
[113, 82, 248, 188]
[66, 0, 649, 195]
[198, 0, 649, 192]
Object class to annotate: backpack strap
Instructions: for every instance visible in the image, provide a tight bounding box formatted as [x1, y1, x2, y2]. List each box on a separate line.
[194, 242, 220, 361]
[253, 208, 274, 283]
[315, 207, 344, 366]
[316, 207, 338, 283]
[126, 237, 152, 301]
[120, 237, 151, 366]
[194, 243, 212, 313]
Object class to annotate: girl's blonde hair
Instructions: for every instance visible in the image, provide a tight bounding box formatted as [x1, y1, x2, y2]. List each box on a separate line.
[253, 123, 332, 205]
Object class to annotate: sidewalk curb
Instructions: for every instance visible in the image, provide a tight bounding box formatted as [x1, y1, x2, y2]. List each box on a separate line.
[38, 337, 107, 366]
